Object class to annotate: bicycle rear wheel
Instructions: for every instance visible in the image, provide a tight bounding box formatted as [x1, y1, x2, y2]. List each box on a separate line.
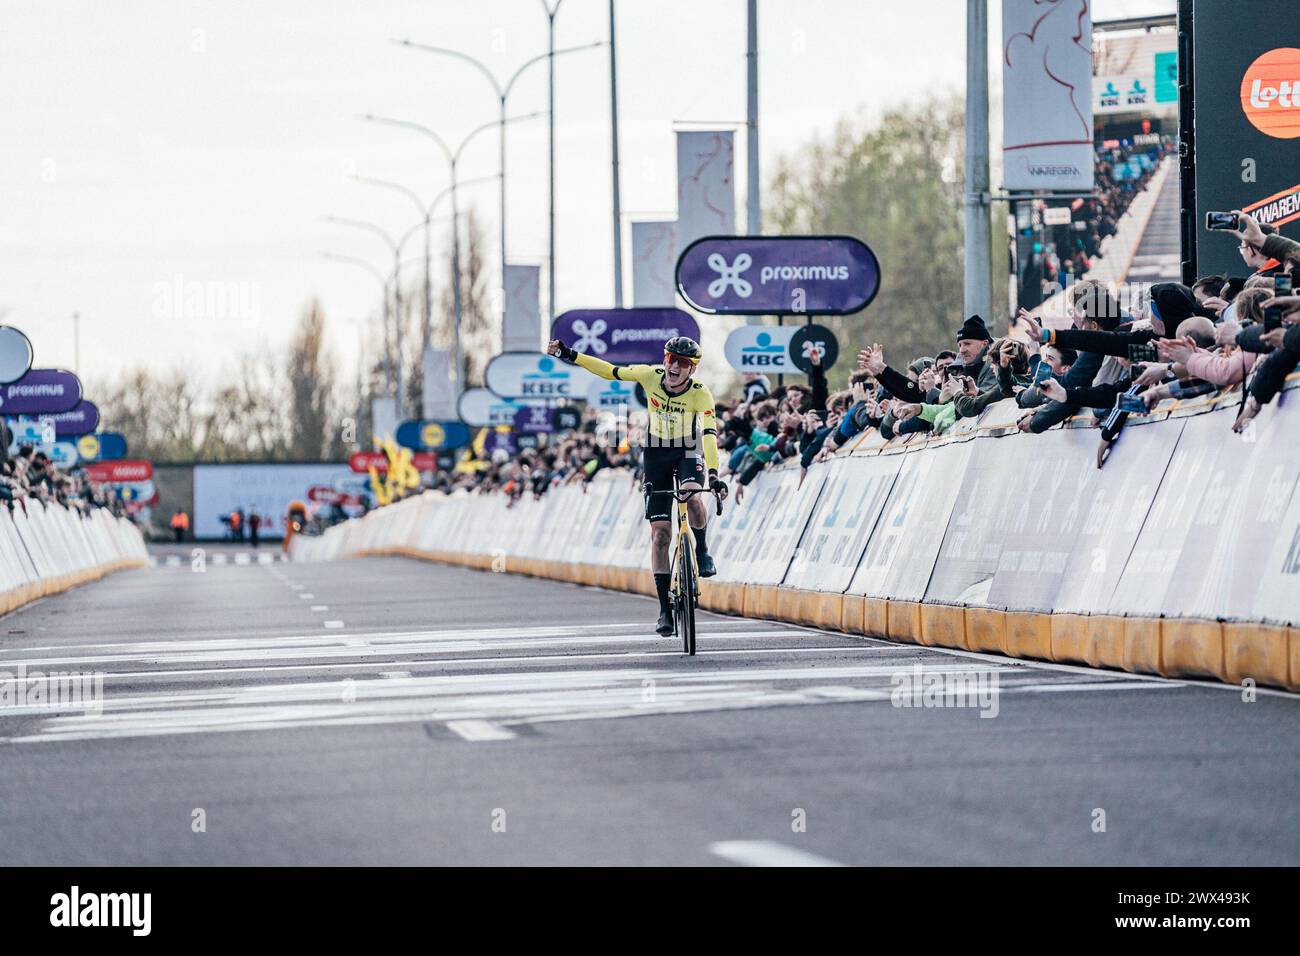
[678, 546, 697, 656]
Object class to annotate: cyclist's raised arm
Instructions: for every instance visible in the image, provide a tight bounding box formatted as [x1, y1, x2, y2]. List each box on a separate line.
[547, 339, 639, 382]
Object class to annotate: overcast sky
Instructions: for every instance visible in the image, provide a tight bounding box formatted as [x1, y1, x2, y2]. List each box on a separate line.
[1, 0, 1173, 389]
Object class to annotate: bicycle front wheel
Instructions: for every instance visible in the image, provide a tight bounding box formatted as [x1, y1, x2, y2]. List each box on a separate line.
[678, 546, 697, 656]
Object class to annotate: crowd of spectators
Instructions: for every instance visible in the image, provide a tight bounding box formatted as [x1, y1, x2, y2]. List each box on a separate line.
[0, 441, 128, 517]
[401, 207, 1297, 506]
[1019, 138, 1171, 309]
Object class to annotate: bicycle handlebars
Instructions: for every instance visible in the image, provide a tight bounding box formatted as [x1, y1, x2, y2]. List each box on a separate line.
[642, 482, 724, 516]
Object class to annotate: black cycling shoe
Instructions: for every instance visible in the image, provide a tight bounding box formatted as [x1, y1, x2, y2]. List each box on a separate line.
[656, 609, 674, 635]
[697, 552, 717, 577]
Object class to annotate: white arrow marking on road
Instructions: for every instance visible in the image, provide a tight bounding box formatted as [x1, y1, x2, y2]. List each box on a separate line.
[710, 841, 847, 867]
[446, 719, 516, 741]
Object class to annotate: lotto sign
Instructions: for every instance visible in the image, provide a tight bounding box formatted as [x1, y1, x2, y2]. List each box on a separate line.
[1240, 47, 1300, 139]
[394, 419, 471, 451]
[676, 236, 880, 315]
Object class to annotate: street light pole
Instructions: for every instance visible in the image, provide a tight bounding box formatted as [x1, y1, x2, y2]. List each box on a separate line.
[352, 175, 432, 362]
[746, 0, 761, 235]
[361, 112, 542, 387]
[609, 0, 623, 307]
[395, 36, 600, 329]
[325, 216, 404, 407]
[542, 0, 564, 322]
[964, 0, 993, 323]
[322, 252, 393, 395]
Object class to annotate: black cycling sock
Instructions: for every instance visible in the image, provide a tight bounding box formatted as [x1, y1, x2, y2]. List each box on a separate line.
[654, 572, 672, 612]
[693, 527, 708, 555]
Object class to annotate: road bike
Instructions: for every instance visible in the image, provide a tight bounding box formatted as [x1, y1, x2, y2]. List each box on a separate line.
[644, 478, 723, 656]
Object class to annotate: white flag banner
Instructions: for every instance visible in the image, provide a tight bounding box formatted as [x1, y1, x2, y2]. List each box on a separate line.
[631, 220, 678, 307]
[421, 347, 456, 421]
[676, 131, 735, 250]
[371, 396, 398, 443]
[1001, 0, 1094, 192]
[502, 264, 542, 352]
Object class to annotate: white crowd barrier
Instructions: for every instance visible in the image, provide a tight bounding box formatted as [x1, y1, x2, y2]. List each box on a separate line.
[295, 380, 1300, 690]
[0, 502, 148, 613]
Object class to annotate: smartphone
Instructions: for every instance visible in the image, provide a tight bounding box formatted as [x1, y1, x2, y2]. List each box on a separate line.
[1128, 342, 1158, 364]
[1117, 393, 1147, 414]
[1265, 274, 1293, 331]
[1205, 211, 1239, 231]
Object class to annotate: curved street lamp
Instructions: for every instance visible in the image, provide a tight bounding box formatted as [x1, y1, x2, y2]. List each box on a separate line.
[360, 111, 543, 387]
[394, 36, 603, 322]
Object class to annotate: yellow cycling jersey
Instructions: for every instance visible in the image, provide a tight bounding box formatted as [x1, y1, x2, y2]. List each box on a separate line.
[573, 353, 719, 472]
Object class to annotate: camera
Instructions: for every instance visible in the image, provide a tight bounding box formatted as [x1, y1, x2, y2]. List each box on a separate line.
[1205, 211, 1239, 231]
[1128, 342, 1158, 364]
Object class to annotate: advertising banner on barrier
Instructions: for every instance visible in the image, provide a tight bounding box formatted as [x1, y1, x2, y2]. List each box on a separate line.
[503, 265, 542, 353]
[394, 419, 471, 451]
[751, 468, 827, 585]
[1254, 473, 1300, 626]
[1107, 414, 1232, 616]
[1001, 0, 1094, 192]
[995, 423, 1180, 614]
[676, 130, 735, 251]
[0, 327, 34, 384]
[926, 436, 1030, 606]
[723, 325, 797, 374]
[1157, 407, 1300, 622]
[457, 387, 541, 427]
[551, 308, 700, 365]
[784, 454, 901, 593]
[676, 235, 880, 316]
[849, 442, 974, 601]
[484, 352, 597, 400]
[0, 368, 82, 415]
[631, 220, 678, 307]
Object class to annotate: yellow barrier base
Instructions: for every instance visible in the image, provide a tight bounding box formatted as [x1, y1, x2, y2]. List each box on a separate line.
[352, 547, 1296, 692]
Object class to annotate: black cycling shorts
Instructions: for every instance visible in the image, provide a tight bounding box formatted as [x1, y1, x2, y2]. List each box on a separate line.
[642, 446, 706, 522]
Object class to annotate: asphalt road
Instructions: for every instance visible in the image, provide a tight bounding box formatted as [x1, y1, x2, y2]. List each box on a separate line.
[1, 544, 1296, 866]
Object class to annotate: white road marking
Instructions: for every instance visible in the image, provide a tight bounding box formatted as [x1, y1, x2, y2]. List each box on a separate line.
[323, 620, 344, 629]
[710, 840, 847, 867]
[234, 553, 250, 565]
[446, 719, 516, 741]
[213, 554, 228, 566]
[310, 605, 328, 612]
[298, 594, 315, 600]
[258, 554, 274, 565]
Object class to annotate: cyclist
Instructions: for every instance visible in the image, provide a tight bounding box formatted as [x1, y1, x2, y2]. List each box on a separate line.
[547, 335, 728, 635]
